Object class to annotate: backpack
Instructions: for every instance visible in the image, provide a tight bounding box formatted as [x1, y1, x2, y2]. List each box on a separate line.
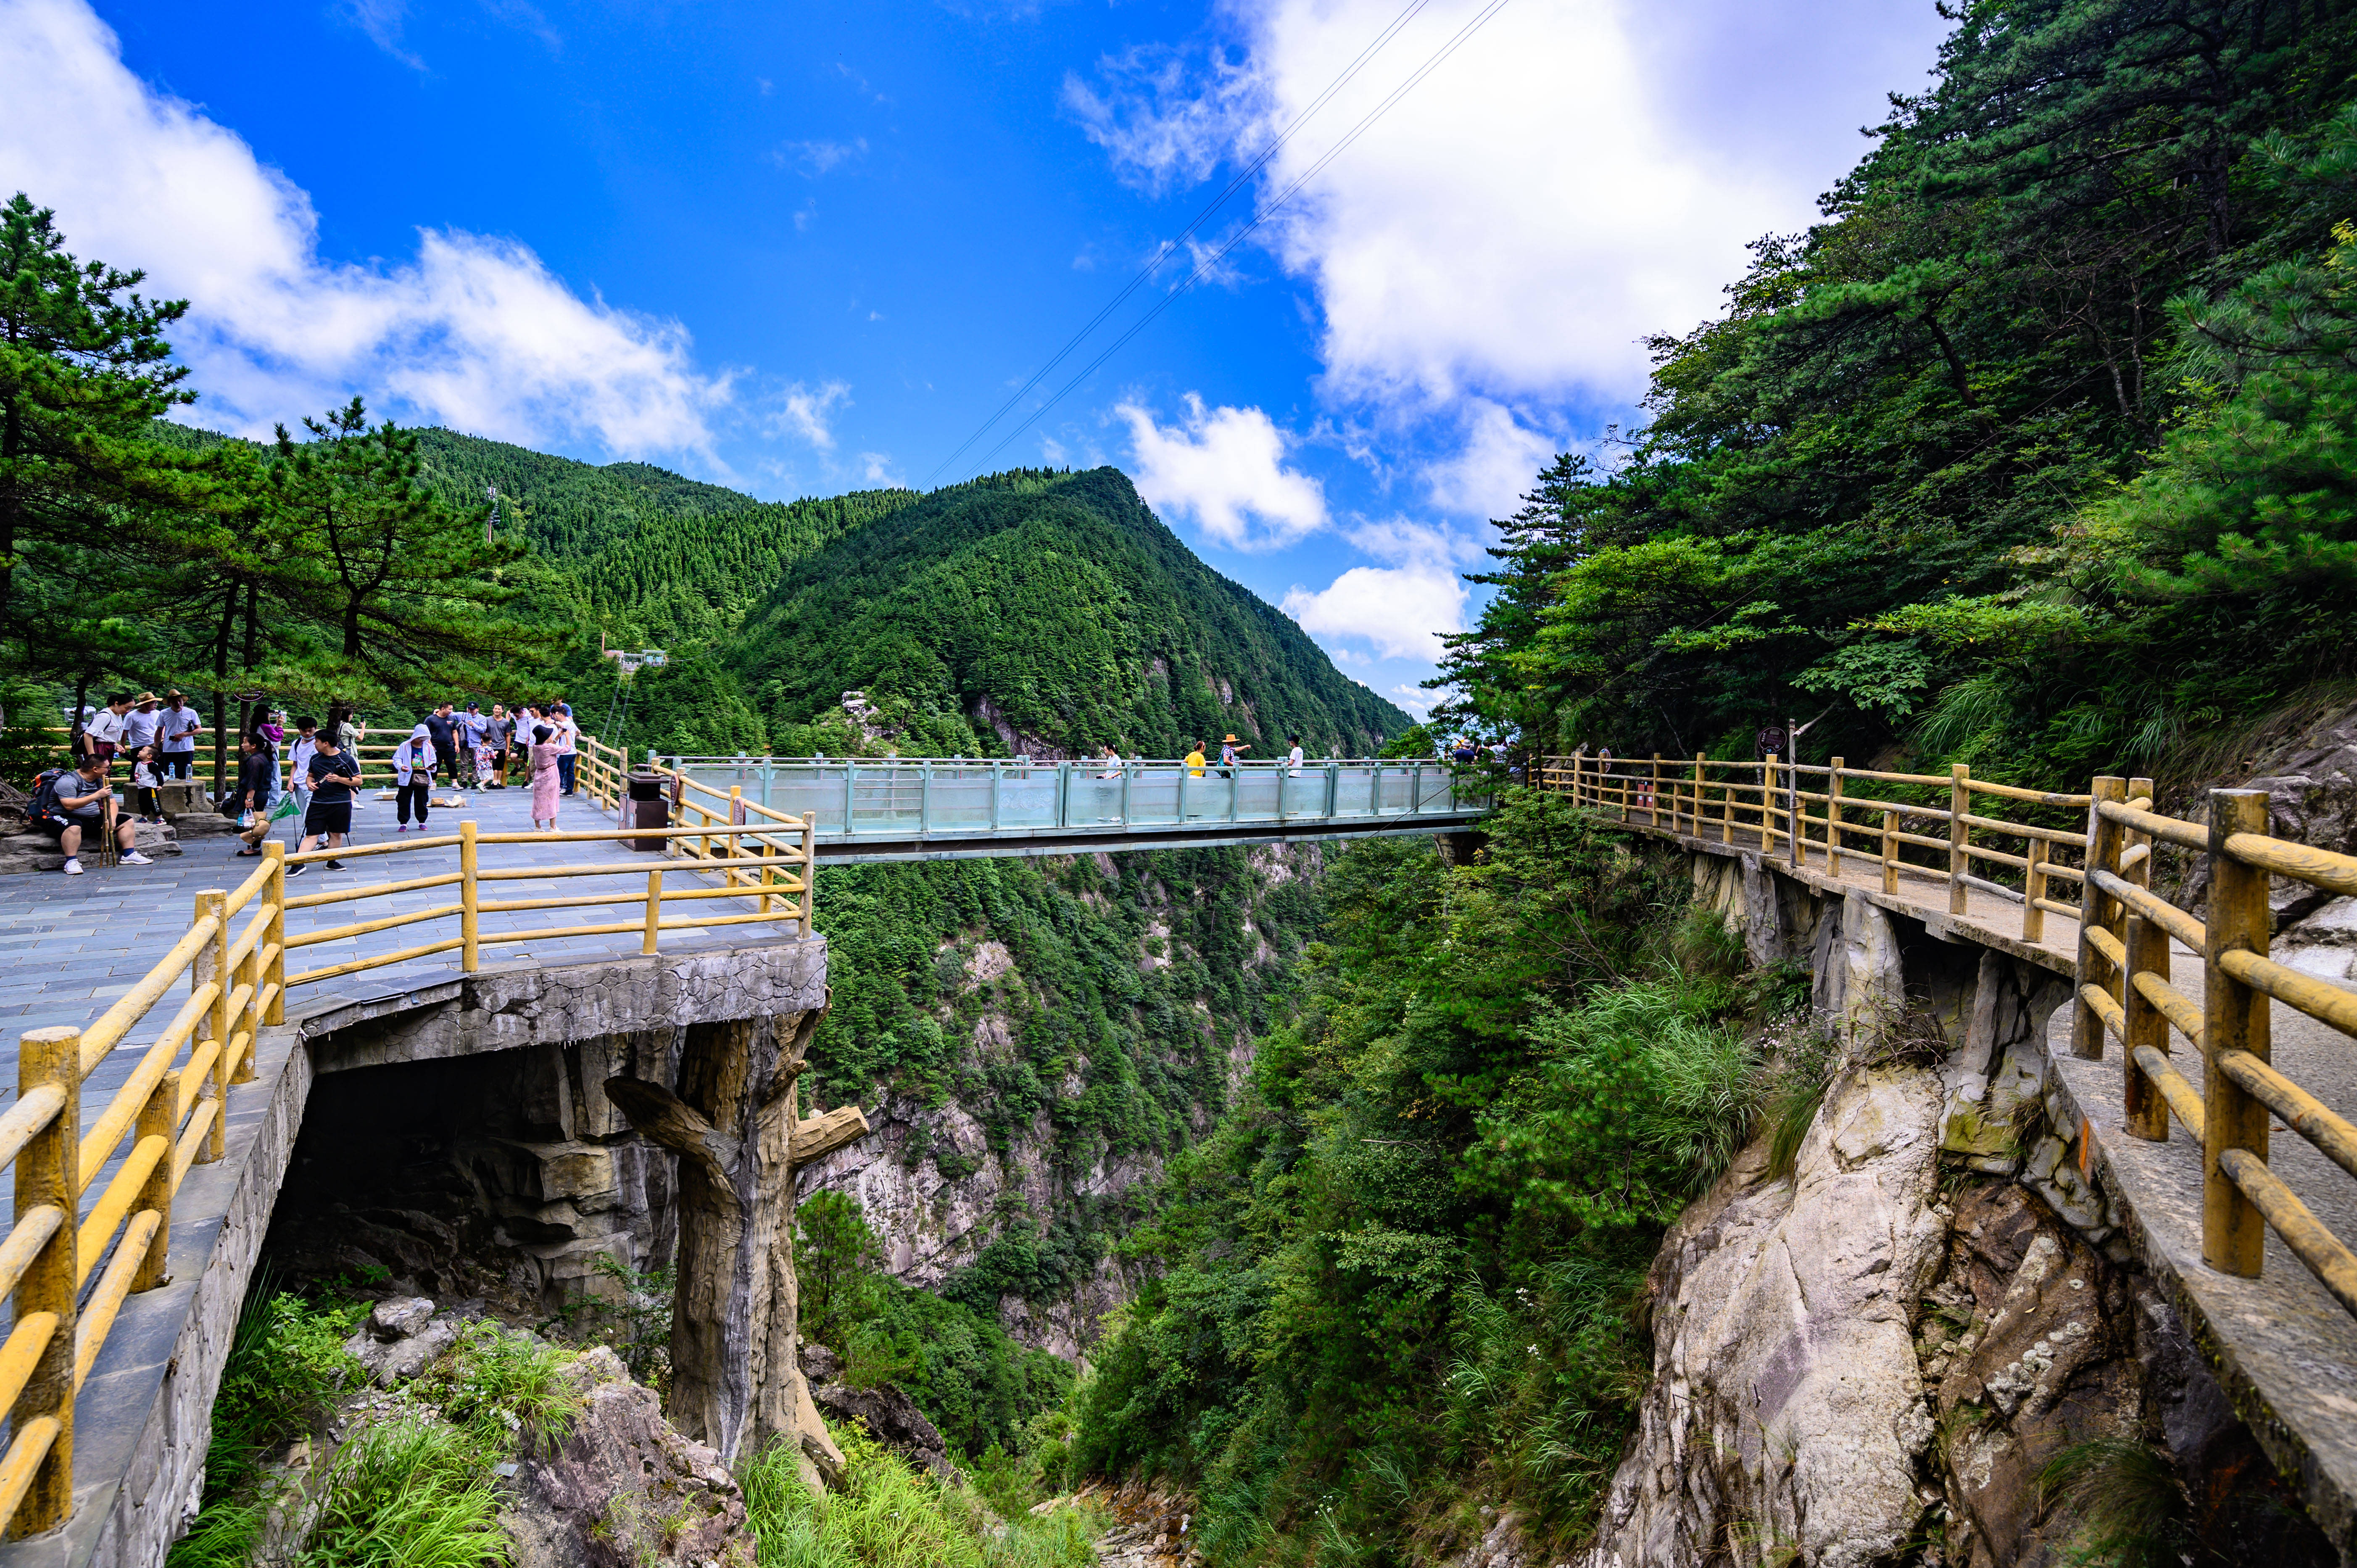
[28, 767, 74, 822]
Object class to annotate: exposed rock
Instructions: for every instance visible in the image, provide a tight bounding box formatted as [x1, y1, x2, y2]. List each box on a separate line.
[1442, 1506, 1542, 1568]
[797, 1340, 963, 1484]
[1582, 1064, 1951, 1568]
[1086, 1478, 1204, 1568]
[341, 1296, 467, 1388]
[502, 1346, 757, 1568]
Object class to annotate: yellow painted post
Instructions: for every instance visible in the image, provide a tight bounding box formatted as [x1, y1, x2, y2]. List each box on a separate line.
[459, 820, 480, 973]
[1720, 762, 1733, 844]
[1763, 754, 1779, 851]
[1824, 770, 1838, 867]
[2203, 789, 2273, 1277]
[2122, 880, 2170, 1143]
[2022, 836, 2049, 945]
[800, 811, 817, 930]
[230, 906, 259, 1086]
[1692, 754, 1704, 839]
[133, 1068, 177, 1291]
[1881, 809, 1898, 894]
[643, 867, 662, 955]
[2071, 777, 2127, 1061]
[193, 891, 229, 1164]
[11, 1026, 78, 1536]
[727, 785, 744, 889]
[1947, 765, 1970, 914]
[1650, 754, 1662, 826]
[262, 842, 287, 1025]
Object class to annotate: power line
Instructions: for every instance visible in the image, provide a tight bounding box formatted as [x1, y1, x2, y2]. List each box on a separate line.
[919, 0, 1439, 490]
[969, 0, 1513, 476]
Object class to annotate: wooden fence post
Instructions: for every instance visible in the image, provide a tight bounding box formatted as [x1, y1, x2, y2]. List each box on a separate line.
[1720, 762, 1734, 844]
[460, 820, 480, 974]
[11, 1027, 79, 1535]
[2022, 837, 2050, 945]
[133, 1068, 177, 1291]
[1762, 754, 1778, 852]
[2203, 789, 2273, 1277]
[263, 841, 287, 1025]
[1881, 809, 1898, 894]
[1692, 754, 1705, 840]
[1827, 757, 1846, 876]
[801, 812, 817, 931]
[1948, 764, 1970, 914]
[230, 908, 259, 1086]
[192, 892, 229, 1164]
[2071, 777, 2127, 1060]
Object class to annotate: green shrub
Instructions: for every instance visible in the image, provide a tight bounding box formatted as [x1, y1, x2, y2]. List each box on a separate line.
[421, 1318, 581, 1453]
[739, 1424, 1093, 1568]
[302, 1418, 508, 1568]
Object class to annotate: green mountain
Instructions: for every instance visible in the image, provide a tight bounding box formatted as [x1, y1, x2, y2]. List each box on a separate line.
[728, 466, 1408, 759]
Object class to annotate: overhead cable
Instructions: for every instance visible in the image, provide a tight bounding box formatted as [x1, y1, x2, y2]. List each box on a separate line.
[919, 0, 1442, 489]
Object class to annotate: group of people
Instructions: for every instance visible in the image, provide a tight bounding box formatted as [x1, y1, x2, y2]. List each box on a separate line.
[33, 690, 586, 878]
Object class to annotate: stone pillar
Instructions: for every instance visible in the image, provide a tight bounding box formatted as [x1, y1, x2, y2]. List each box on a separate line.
[603, 1001, 869, 1493]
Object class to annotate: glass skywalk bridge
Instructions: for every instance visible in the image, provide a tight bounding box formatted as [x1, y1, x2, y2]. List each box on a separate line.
[655, 755, 1491, 862]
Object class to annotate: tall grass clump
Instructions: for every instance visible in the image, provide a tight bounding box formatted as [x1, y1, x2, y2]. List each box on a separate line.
[739, 1425, 1093, 1568]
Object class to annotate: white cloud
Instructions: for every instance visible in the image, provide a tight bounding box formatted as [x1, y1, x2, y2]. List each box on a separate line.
[1422, 398, 1559, 519]
[775, 138, 869, 177]
[1279, 517, 1470, 662]
[772, 381, 851, 451]
[1120, 393, 1326, 549]
[343, 0, 422, 69]
[859, 452, 901, 486]
[1076, 0, 1943, 410]
[0, 0, 731, 460]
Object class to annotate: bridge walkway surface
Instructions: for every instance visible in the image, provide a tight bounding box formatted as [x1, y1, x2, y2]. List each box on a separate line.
[1582, 785, 2357, 1555]
[0, 778, 818, 1565]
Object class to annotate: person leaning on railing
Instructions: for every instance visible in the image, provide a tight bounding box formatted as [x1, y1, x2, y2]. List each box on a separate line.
[28, 754, 149, 875]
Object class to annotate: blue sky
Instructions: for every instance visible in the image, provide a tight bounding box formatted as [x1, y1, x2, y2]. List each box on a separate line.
[3, 0, 1949, 717]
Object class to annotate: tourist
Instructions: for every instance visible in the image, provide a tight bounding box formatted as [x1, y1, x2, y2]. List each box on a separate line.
[157, 690, 203, 780]
[426, 702, 460, 785]
[1287, 735, 1305, 776]
[288, 730, 360, 875]
[259, 709, 285, 749]
[1218, 734, 1247, 777]
[1184, 741, 1206, 779]
[457, 702, 487, 785]
[121, 693, 162, 767]
[483, 705, 514, 788]
[129, 745, 162, 822]
[229, 734, 275, 838]
[529, 723, 563, 831]
[85, 693, 129, 774]
[392, 722, 434, 831]
[285, 717, 320, 846]
[553, 703, 579, 796]
[28, 755, 148, 875]
[1097, 743, 1122, 779]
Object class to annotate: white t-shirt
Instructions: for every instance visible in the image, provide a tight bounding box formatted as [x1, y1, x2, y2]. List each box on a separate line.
[289, 736, 318, 791]
[553, 715, 578, 754]
[1287, 745, 1304, 775]
[160, 705, 203, 751]
[122, 709, 162, 748]
[86, 709, 125, 747]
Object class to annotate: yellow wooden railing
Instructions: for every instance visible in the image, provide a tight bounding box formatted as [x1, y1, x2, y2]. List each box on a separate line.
[0, 737, 807, 1538]
[1540, 754, 2357, 1327]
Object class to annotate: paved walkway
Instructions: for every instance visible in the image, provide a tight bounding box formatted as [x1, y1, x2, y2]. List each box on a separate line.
[0, 781, 807, 1142]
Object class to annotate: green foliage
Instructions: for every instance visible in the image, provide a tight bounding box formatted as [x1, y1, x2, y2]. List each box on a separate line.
[419, 1318, 583, 1454]
[302, 1418, 509, 1568]
[798, 1190, 1074, 1461]
[729, 468, 1407, 759]
[167, 1286, 366, 1568]
[1070, 791, 1766, 1557]
[1437, 0, 2357, 788]
[2038, 1437, 2194, 1568]
[739, 1424, 1095, 1568]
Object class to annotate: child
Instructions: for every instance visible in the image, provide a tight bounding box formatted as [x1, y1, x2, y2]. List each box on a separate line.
[130, 745, 162, 822]
[287, 730, 361, 875]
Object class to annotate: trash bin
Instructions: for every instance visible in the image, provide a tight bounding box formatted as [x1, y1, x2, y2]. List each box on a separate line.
[627, 772, 668, 851]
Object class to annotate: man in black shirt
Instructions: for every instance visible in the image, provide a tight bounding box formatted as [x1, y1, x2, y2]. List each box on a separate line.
[289, 733, 362, 874]
[425, 702, 460, 785]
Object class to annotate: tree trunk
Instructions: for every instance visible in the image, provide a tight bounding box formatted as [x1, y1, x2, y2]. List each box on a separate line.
[603, 998, 865, 1492]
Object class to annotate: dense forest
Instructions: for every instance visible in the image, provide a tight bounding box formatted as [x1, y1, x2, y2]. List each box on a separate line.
[1439, 0, 2357, 793]
[728, 466, 1408, 760]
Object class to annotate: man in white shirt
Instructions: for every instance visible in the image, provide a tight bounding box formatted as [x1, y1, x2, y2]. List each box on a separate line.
[158, 690, 203, 780]
[121, 693, 163, 758]
[552, 703, 580, 796]
[1287, 735, 1305, 776]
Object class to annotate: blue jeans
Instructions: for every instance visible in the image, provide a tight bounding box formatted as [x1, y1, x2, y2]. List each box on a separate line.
[558, 753, 576, 794]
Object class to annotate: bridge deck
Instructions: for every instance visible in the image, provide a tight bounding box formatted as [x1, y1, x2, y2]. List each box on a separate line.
[1603, 802, 2357, 1553]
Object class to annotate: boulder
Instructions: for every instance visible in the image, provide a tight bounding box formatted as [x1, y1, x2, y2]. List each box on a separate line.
[797, 1340, 962, 1484]
[342, 1298, 463, 1389]
[501, 1346, 756, 1568]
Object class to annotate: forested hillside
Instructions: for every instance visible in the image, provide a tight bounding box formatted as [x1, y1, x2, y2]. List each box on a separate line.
[729, 467, 1408, 759]
[1441, 0, 2357, 793]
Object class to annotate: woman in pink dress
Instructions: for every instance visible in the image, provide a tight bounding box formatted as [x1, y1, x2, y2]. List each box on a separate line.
[529, 723, 562, 831]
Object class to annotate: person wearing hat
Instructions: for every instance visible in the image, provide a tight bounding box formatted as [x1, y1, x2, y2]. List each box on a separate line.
[158, 690, 203, 781]
[121, 693, 163, 762]
[1218, 734, 1249, 777]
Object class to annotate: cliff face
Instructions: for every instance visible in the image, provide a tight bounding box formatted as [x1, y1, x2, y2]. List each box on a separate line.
[1575, 865, 2334, 1568]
